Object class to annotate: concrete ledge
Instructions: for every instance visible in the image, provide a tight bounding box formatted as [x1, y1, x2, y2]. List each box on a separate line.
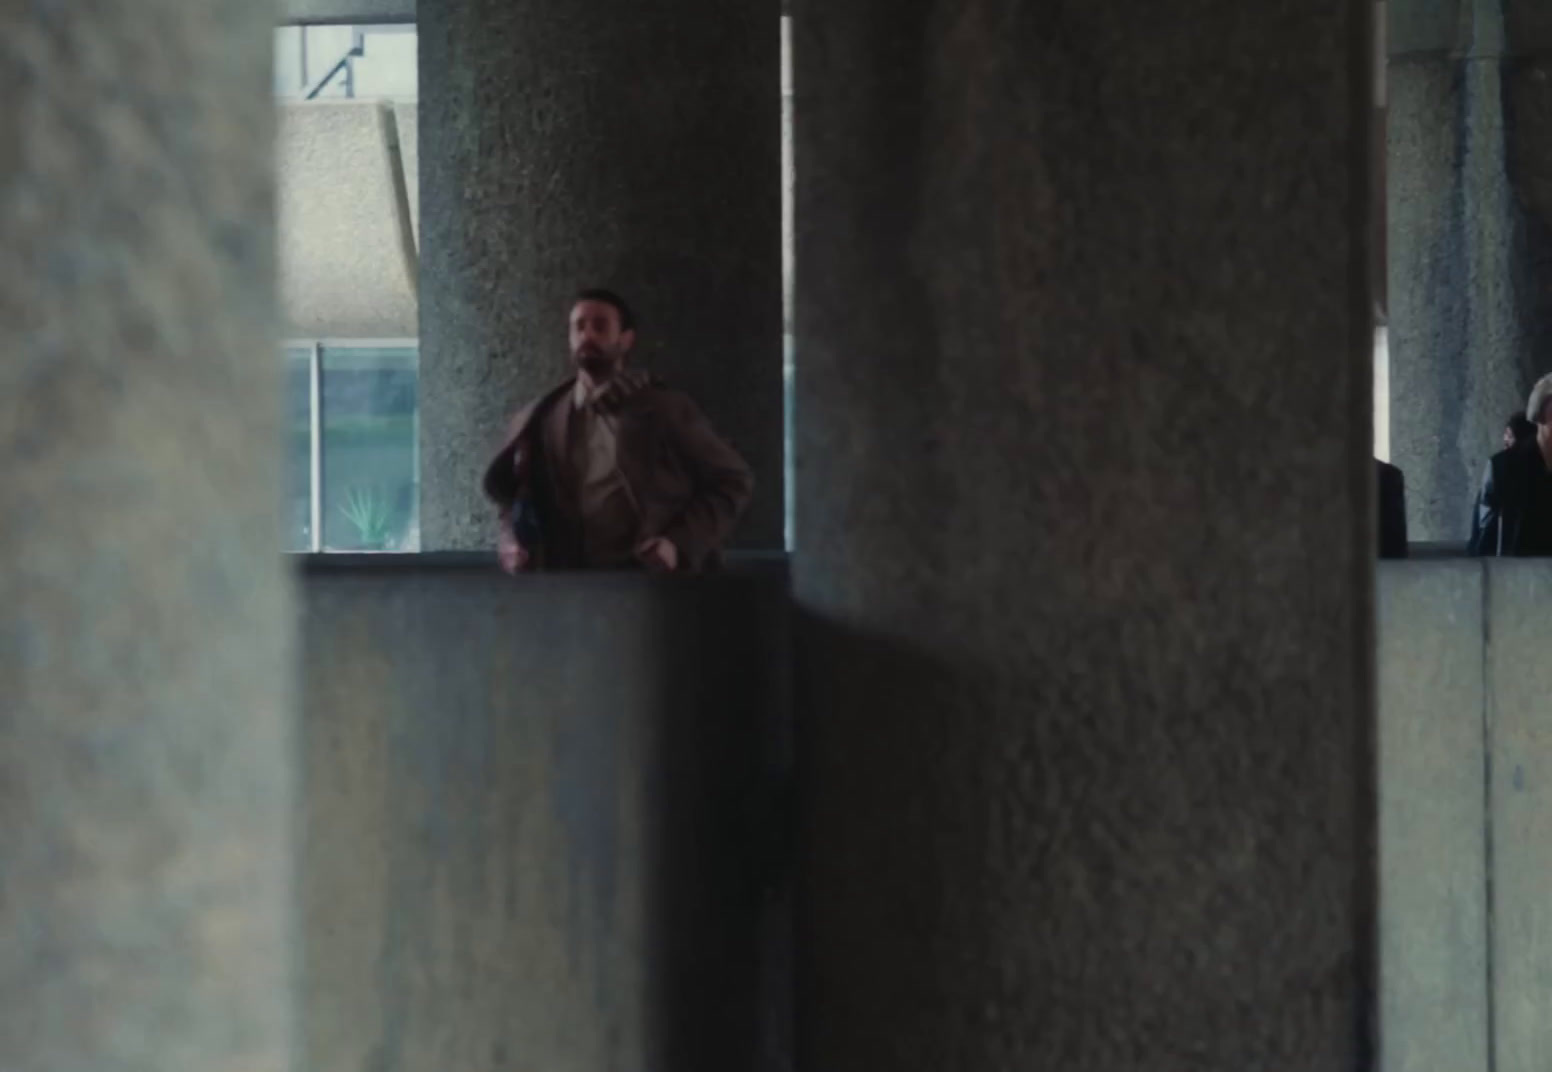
[299, 566, 790, 1069]
[292, 550, 792, 575]
[279, 0, 414, 24]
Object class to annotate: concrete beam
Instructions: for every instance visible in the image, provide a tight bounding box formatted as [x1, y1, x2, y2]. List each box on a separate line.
[279, 0, 415, 25]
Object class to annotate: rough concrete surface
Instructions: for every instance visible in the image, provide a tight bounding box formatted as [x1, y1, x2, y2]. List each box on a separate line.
[792, 1, 1372, 1069]
[418, 0, 784, 551]
[1485, 562, 1552, 1072]
[1387, 60, 1472, 539]
[1389, 0, 1460, 56]
[300, 566, 788, 1071]
[1506, 0, 1552, 53]
[279, 101, 418, 338]
[1387, 53, 1544, 542]
[1387, 2, 1552, 541]
[0, 4, 293, 1071]
[1377, 562, 1489, 1072]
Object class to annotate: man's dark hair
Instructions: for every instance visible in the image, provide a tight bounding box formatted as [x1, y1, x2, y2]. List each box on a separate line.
[1508, 413, 1537, 445]
[574, 288, 636, 333]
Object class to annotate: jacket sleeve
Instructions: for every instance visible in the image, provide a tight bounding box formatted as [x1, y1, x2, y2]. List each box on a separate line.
[1378, 465, 1408, 559]
[483, 422, 523, 507]
[657, 392, 755, 568]
[1468, 458, 1500, 556]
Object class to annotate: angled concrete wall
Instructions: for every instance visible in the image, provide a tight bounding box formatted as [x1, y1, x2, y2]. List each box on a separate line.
[279, 101, 418, 338]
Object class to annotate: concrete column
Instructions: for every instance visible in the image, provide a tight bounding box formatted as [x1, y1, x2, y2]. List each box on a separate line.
[418, 0, 783, 551]
[0, 5, 293, 1071]
[1388, 0, 1552, 541]
[792, 2, 1373, 1069]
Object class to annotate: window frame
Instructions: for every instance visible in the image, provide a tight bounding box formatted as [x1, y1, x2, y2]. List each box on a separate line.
[287, 336, 419, 553]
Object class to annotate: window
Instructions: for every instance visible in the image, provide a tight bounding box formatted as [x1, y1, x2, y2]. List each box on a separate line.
[274, 25, 418, 102]
[284, 343, 420, 552]
[278, 19, 419, 553]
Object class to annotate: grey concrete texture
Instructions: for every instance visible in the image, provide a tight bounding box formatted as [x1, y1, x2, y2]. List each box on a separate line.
[418, 0, 784, 552]
[0, 4, 294, 1071]
[1504, 56, 1552, 381]
[1387, 56, 1542, 541]
[394, 102, 420, 245]
[1389, 0, 1460, 56]
[1376, 562, 1489, 1072]
[279, 101, 417, 338]
[1506, 0, 1552, 54]
[1485, 562, 1552, 1072]
[1391, 0, 1552, 56]
[791, 1, 1373, 1069]
[279, 0, 416, 24]
[300, 567, 789, 1071]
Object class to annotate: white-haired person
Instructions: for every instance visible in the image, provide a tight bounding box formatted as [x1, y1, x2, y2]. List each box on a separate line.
[1470, 373, 1552, 556]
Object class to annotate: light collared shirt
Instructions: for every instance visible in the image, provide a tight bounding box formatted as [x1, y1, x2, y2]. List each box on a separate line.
[571, 378, 632, 515]
[553, 378, 641, 566]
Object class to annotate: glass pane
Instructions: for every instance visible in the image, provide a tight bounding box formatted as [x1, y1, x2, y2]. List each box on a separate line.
[321, 346, 419, 552]
[274, 26, 419, 101]
[283, 347, 313, 552]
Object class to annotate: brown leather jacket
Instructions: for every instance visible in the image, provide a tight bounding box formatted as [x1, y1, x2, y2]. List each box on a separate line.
[481, 375, 754, 571]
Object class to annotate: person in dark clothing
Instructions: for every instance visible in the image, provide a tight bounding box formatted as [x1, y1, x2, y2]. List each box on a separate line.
[1505, 412, 1537, 451]
[1377, 459, 1408, 559]
[483, 289, 754, 573]
[1469, 374, 1552, 557]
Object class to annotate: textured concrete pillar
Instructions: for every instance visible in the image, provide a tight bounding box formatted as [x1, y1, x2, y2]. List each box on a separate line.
[418, 0, 783, 551]
[793, 2, 1373, 1069]
[1388, 0, 1552, 541]
[0, 6, 293, 1071]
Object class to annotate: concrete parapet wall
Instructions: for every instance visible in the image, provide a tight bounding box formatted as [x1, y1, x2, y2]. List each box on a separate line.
[1378, 559, 1552, 1072]
[298, 563, 789, 1071]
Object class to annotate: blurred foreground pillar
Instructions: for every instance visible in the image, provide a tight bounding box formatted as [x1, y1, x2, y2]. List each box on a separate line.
[0, 4, 294, 1070]
[792, 1, 1375, 1068]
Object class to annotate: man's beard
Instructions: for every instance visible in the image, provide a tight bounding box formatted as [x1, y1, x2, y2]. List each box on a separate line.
[574, 346, 620, 379]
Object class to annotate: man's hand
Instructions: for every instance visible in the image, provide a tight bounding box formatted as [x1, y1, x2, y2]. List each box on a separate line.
[498, 528, 531, 575]
[636, 536, 679, 573]
[593, 369, 653, 414]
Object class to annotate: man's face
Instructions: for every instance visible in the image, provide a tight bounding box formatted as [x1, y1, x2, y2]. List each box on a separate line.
[1506, 425, 1519, 450]
[570, 300, 633, 380]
